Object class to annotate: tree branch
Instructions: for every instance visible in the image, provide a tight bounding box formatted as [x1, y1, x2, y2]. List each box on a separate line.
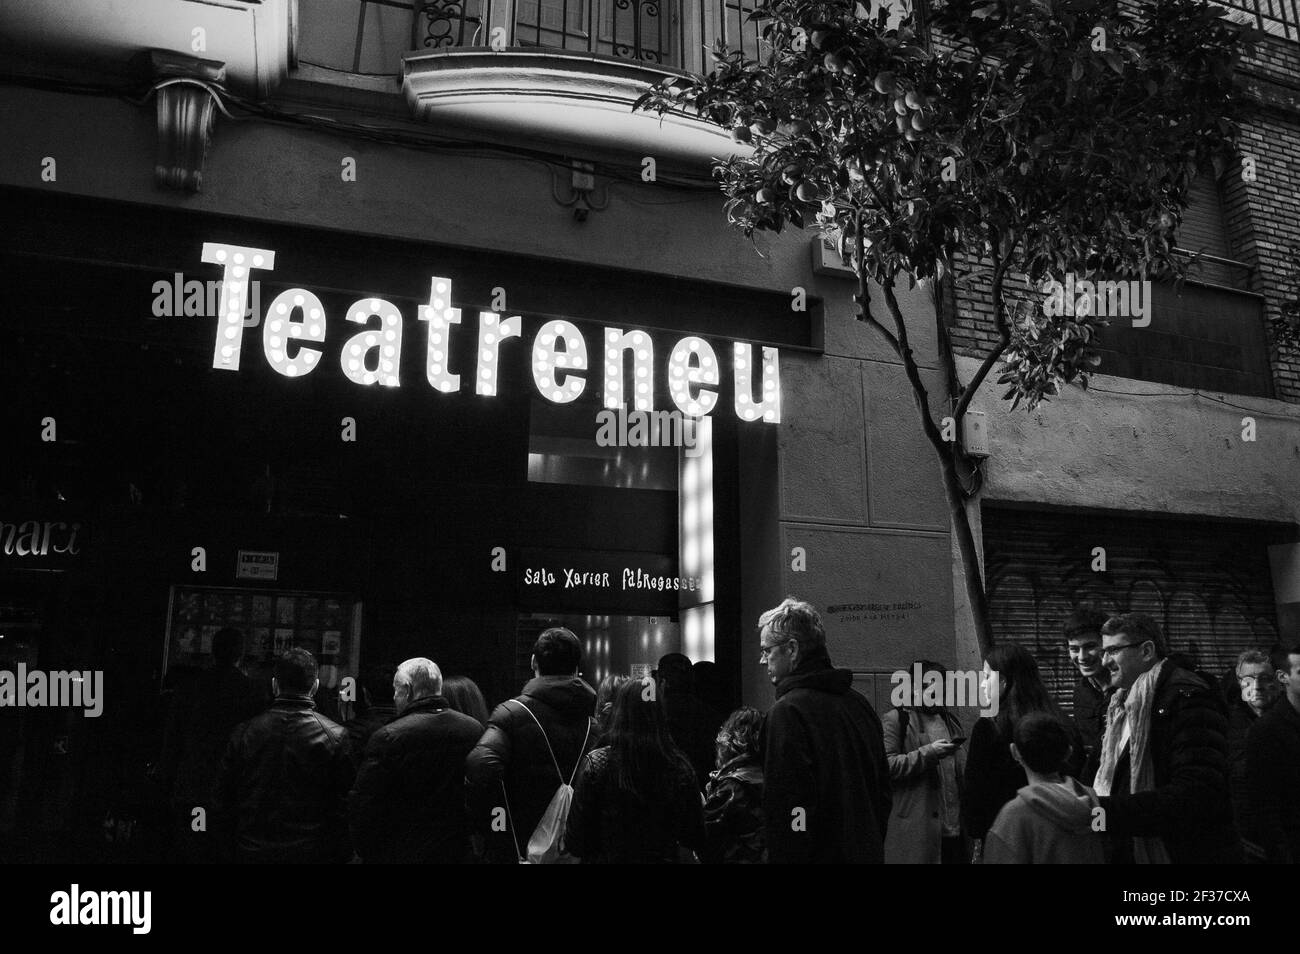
[952, 230, 1016, 424]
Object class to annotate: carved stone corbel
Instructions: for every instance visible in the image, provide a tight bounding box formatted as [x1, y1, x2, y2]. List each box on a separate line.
[150, 50, 228, 193]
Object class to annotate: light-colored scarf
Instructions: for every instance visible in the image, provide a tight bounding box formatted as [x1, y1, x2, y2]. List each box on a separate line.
[1093, 659, 1172, 864]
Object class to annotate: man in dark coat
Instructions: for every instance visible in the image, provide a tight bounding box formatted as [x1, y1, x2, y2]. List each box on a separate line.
[1225, 648, 1281, 856]
[343, 662, 398, 764]
[1093, 614, 1240, 864]
[1245, 642, 1300, 864]
[214, 649, 354, 864]
[348, 657, 483, 863]
[466, 627, 596, 863]
[1063, 607, 1111, 784]
[655, 652, 716, 792]
[758, 598, 891, 864]
[160, 627, 267, 862]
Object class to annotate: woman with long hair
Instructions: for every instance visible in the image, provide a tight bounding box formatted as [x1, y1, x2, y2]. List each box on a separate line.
[442, 675, 490, 728]
[961, 644, 1083, 854]
[593, 674, 629, 745]
[565, 678, 706, 863]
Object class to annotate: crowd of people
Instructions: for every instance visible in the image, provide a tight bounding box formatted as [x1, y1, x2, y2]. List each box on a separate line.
[156, 598, 1300, 864]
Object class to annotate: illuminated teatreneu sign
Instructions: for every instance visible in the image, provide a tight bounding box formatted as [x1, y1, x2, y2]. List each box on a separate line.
[200, 243, 782, 422]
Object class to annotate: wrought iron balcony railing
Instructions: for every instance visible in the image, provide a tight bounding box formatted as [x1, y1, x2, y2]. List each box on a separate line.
[306, 0, 768, 76]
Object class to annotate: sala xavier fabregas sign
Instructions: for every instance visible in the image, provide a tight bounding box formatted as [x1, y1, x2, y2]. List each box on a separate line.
[200, 243, 783, 423]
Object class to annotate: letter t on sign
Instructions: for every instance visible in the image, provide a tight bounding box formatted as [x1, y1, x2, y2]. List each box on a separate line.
[203, 243, 276, 371]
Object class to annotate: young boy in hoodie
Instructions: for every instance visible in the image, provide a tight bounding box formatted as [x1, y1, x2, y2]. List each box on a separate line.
[982, 711, 1106, 864]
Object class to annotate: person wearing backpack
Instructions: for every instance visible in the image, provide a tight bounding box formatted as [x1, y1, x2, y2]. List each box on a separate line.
[565, 677, 706, 863]
[466, 627, 597, 864]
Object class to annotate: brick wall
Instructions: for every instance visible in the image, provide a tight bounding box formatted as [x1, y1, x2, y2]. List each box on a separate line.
[936, 2, 1300, 403]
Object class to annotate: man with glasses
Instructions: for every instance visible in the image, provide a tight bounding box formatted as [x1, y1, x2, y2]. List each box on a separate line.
[1245, 641, 1300, 863]
[1062, 606, 1111, 784]
[1092, 613, 1239, 863]
[1225, 649, 1281, 859]
[758, 597, 891, 863]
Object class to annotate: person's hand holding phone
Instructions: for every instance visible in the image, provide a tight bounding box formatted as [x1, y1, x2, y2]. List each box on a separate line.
[930, 738, 961, 759]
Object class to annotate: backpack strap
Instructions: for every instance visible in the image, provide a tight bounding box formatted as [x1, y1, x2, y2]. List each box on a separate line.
[505, 699, 590, 785]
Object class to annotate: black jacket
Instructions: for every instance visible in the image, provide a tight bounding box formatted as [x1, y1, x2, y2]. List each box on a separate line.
[1073, 676, 1109, 785]
[215, 695, 355, 864]
[344, 704, 396, 766]
[348, 695, 484, 863]
[1225, 699, 1260, 839]
[1099, 664, 1241, 864]
[762, 653, 891, 863]
[1244, 697, 1300, 863]
[465, 675, 596, 862]
[962, 717, 1026, 842]
[703, 759, 766, 864]
[162, 665, 267, 805]
[565, 745, 706, 863]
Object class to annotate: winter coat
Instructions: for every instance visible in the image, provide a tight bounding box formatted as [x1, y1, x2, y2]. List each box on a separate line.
[163, 665, 267, 806]
[347, 695, 484, 863]
[215, 695, 355, 864]
[344, 704, 396, 766]
[703, 758, 766, 863]
[1098, 663, 1242, 864]
[882, 707, 967, 864]
[1073, 677, 1109, 785]
[763, 651, 892, 864]
[565, 745, 706, 863]
[1225, 699, 1259, 840]
[1244, 697, 1300, 864]
[983, 778, 1107, 864]
[465, 675, 596, 862]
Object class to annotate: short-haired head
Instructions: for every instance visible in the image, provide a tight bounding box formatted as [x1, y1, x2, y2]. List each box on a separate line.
[757, 597, 826, 652]
[1100, 613, 1167, 658]
[274, 648, 318, 696]
[394, 657, 443, 707]
[1012, 712, 1072, 775]
[362, 662, 398, 707]
[212, 627, 245, 667]
[532, 627, 582, 676]
[1063, 607, 1108, 642]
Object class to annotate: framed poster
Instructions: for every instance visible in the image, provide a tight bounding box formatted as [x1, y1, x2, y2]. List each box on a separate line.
[162, 585, 362, 694]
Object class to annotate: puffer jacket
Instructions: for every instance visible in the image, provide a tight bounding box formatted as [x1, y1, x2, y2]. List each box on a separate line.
[1099, 663, 1242, 864]
[214, 695, 355, 864]
[465, 675, 596, 862]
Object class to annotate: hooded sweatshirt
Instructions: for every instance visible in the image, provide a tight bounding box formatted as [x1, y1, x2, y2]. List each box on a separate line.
[983, 777, 1106, 864]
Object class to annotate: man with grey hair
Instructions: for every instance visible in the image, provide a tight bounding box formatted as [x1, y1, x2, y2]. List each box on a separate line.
[759, 597, 891, 863]
[1226, 647, 1281, 855]
[347, 657, 484, 863]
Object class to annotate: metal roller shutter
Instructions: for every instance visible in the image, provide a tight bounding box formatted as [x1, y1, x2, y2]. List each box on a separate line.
[982, 506, 1287, 715]
[1177, 174, 1237, 287]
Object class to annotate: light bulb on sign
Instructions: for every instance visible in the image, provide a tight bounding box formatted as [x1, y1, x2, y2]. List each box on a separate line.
[476, 312, 521, 396]
[340, 298, 402, 387]
[733, 343, 781, 423]
[667, 336, 719, 417]
[604, 327, 654, 411]
[202, 242, 276, 370]
[263, 289, 326, 378]
[419, 276, 461, 393]
[532, 319, 586, 403]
